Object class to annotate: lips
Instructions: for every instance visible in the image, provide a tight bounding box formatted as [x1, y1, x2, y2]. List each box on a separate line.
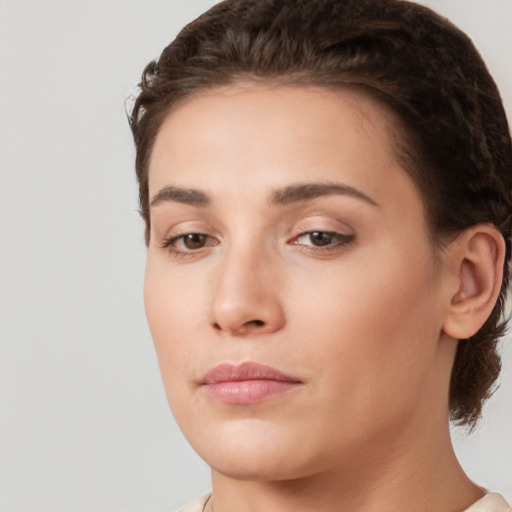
[200, 362, 302, 404]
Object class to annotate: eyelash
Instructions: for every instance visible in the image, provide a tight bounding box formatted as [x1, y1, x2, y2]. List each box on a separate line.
[161, 233, 219, 257]
[289, 231, 355, 254]
[161, 230, 354, 257]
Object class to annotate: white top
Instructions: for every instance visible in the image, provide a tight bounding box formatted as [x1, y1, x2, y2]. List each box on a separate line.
[176, 492, 511, 512]
[465, 493, 511, 512]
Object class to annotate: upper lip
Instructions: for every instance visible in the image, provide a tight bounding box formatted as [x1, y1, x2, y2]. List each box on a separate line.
[201, 362, 302, 385]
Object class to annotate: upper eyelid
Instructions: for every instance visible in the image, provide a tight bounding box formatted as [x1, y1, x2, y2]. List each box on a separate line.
[159, 220, 219, 240]
[157, 212, 356, 242]
[291, 230, 355, 243]
[291, 217, 355, 235]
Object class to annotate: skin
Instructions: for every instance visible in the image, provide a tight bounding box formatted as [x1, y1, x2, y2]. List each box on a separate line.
[145, 85, 486, 512]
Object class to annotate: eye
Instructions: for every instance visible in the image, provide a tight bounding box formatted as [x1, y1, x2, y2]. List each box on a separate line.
[291, 231, 354, 249]
[300, 231, 338, 247]
[180, 233, 209, 250]
[162, 232, 218, 254]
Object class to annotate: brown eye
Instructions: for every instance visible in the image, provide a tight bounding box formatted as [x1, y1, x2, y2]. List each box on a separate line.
[291, 230, 355, 251]
[182, 233, 208, 249]
[162, 232, 216, 254]
[308, 231, 336, 246]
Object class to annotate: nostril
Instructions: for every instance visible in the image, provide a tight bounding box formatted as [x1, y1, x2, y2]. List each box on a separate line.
[211, 318, 267, 333]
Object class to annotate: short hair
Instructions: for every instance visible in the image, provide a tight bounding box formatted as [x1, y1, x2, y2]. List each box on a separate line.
[129, 0, 512, 427]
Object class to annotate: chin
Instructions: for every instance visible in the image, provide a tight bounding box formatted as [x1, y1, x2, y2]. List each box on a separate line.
[186, 417, 319, 482]
[207, 451, 312, 483]
[194, 419, 346, 482]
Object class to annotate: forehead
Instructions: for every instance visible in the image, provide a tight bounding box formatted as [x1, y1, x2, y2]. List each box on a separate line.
[153, 82, 400, 147]
[147, 84, 424, 228]
[148, 84, 406, 196]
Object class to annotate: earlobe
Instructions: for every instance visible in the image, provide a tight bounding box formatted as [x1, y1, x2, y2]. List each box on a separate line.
[442, 225, 505, 340]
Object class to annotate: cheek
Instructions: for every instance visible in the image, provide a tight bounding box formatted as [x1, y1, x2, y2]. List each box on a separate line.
[293, 244, 437, 333]
[289, 245, 442, 409]
[143, 253, 204, 384]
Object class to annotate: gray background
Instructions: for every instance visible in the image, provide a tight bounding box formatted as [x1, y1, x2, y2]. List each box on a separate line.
[0, 1, 510, 510]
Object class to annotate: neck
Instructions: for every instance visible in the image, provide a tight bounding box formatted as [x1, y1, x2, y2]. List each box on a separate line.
[207, 418, 483, 512]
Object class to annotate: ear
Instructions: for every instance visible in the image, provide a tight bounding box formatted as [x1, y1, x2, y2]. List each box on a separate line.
[442, 224, 506, 340]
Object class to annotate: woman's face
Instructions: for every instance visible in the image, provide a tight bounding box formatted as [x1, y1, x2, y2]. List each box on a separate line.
[145, 85, 456, 480]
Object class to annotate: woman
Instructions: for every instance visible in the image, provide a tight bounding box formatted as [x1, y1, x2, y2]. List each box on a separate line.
[129, 0, 512, 510]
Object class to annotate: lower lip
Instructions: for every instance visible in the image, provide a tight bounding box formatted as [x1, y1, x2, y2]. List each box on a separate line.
[203, 379, 299, 404]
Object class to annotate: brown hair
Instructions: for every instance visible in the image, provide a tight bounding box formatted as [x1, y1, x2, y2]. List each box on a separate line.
[129, 0, 512, 427]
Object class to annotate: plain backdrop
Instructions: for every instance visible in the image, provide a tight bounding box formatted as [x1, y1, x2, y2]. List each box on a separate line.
[0, 1, 511, 511]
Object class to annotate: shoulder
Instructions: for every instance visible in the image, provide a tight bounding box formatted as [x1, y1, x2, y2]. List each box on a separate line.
[464, 493, 511, 512]
[174, 493, 211, 512]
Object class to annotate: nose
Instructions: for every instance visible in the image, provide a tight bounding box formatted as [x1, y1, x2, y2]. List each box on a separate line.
[209, 245, 285, 336]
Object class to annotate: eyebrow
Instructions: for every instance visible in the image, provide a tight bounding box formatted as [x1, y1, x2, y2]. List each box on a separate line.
[149, 181, 379, 209]
[270, 182, 379, 207]
[150, 186, 210, 208]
